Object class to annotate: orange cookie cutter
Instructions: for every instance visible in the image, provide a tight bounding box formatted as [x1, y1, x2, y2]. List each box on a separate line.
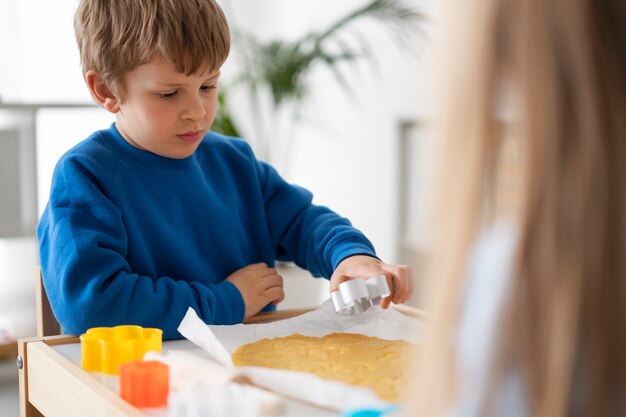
[80, 325, 163, 375]
[119, 360, 169, 408]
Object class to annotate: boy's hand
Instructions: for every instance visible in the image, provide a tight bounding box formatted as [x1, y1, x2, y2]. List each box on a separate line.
[226, 263, 285, 319]
[329, 255, 414, 309]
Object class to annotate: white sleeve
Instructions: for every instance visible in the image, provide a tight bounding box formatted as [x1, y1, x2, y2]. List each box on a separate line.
[450, 223, 529, 417]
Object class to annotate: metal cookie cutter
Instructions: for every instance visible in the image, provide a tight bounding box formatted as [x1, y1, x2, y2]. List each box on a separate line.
[331, 275, 391, 315]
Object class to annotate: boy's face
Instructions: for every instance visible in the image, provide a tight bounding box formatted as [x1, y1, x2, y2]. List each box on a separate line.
[114, 54, 220, 159]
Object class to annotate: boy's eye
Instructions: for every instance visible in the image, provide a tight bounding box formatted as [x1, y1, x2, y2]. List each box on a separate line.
[159, 91, 178, 99]
[200, 85, 217, 92]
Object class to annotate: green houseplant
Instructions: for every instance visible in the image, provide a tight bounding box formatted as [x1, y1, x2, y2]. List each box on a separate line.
[213, 0, 425, 166]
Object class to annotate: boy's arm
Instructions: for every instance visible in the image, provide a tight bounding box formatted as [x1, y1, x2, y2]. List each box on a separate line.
[256, 159, 376, 278]
[37, 158, 245, 339]
[254, 157, 414, 305]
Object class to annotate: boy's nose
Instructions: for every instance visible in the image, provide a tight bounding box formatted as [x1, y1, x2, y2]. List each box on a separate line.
[182, 96, 207, 121]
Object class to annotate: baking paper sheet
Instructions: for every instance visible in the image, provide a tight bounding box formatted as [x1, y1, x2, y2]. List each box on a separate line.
[178, 300, 425, 411]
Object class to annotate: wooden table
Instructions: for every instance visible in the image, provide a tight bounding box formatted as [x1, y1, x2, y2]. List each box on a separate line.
[18, 306, 425, 417]
[0, 340, 18, 359]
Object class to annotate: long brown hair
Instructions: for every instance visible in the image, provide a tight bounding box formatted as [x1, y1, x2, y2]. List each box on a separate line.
[406, 0, 626, 415]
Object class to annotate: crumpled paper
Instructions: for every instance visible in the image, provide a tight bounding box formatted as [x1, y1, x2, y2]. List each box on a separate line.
[177, 300, 424, 411]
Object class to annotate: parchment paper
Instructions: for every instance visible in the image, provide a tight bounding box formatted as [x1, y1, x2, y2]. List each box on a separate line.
[177, 300, 425, 411]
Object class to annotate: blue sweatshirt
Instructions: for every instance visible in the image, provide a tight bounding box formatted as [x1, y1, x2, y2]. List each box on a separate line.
[37, 124, 376, 339]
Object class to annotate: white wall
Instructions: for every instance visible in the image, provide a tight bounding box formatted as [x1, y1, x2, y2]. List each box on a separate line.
[0, 0, 86, 101]
[0, 0, 19, 102]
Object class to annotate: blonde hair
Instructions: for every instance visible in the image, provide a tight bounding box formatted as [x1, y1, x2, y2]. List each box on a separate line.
[74, 0, 230, 96]
[408, 0, 626, 415]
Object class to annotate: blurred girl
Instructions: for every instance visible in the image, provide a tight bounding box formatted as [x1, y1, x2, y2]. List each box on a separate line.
[405, 0, 626, 416]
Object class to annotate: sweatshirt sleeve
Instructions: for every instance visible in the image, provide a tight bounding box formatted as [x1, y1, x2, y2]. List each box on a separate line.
[37, 156, 244, 340]
[253, 155, 377, 278]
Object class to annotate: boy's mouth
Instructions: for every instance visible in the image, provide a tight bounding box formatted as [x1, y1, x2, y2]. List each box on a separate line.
[177, 130, 203, 143]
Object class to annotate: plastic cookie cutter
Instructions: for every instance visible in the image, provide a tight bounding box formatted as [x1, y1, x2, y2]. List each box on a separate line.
[331, 275, 391, 315]
[119, 360, 169, 408]
[79, 325, 163, 375]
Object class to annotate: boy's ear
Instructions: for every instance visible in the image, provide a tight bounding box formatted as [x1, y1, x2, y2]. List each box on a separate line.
[85, 70, 121, 113]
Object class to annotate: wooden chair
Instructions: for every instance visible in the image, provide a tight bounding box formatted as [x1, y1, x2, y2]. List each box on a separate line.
[35, 267, 62, 337]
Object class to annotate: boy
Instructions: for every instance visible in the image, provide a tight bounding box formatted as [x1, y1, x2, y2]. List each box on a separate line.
[37, 0, 414, 339]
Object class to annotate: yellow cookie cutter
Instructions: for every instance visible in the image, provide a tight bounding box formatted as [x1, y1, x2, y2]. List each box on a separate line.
[79, 325, 163, 375]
